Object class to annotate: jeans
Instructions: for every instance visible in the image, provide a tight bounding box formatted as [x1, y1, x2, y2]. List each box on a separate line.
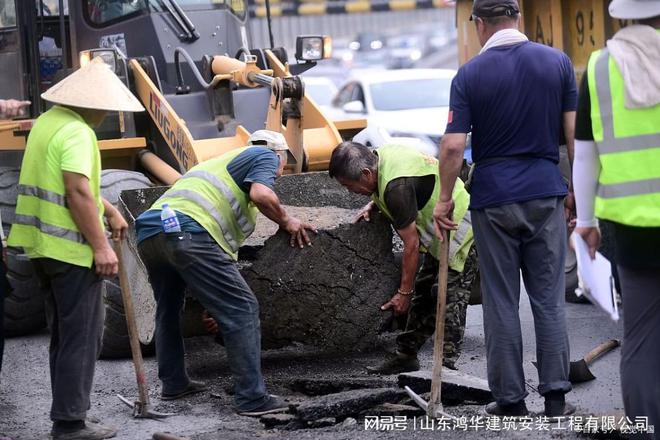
[32, 258, 104, 421]
[138, 231, 268, 411]
[472, 197, 571, 404]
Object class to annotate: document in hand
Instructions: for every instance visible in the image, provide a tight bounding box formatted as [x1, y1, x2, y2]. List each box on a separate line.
[571, 232, 619, 321]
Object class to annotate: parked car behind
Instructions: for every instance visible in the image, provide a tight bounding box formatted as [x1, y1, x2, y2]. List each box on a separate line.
[331, 69, 466, 158]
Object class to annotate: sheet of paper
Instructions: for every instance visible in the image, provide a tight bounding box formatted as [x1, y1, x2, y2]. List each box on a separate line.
[571, 232, 619, 321]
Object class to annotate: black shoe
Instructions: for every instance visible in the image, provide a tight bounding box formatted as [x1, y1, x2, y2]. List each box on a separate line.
[366, 354, 420, 375]
[544, 392, 576, 417]
[237, 395, 288, 417]
[484, 401, 529, 417]
[50, 422, 117, 440]
[161, 380, 208, 400]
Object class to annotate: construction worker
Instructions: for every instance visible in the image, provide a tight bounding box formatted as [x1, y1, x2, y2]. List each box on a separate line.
[573, 0, 660, 435]
[328, 141, 477, 374]
[0, 99, 30, 119]
[433, 0, 576, 417]
[135, 130, 316, 417]
[7, 58, 144, 439]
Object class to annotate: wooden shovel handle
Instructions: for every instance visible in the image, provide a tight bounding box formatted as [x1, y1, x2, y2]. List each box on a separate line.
[428, 230, 450, 417]
[584, 339, 620, 365]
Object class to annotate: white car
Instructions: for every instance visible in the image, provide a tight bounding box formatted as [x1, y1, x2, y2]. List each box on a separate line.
[331, 69, 456, 157]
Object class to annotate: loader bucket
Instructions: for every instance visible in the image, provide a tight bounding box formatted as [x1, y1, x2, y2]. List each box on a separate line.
[117, 186, 169, 345]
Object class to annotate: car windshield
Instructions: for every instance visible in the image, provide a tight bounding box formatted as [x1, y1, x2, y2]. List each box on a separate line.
[369, 78, 452, 111]
[305, 83, 337, 106]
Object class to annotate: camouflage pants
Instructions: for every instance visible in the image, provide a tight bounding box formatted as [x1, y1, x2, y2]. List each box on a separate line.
[396, 246, 479, 368]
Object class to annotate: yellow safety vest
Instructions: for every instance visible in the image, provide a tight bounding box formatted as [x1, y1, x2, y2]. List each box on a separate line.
[8, 106, 103, 268]
[371, 145, 473, 272]
[587, 48, 660, 227]
[154, 147, 258, 260]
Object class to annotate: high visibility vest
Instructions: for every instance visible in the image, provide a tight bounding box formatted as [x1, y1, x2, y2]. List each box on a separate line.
[587, 48, 660, 227]
[155, 147, 258, 260]
[7, 106, 103, 268]
[371, 145, 473, 272]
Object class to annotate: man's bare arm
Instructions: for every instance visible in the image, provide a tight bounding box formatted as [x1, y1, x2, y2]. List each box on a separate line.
[63, 171, 117, 276]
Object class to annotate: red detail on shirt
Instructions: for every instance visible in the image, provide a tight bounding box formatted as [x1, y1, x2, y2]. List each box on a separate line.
[447, 110, 453, 124]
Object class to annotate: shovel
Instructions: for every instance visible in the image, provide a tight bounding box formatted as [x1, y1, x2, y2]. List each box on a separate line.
[113, 240, 173, 419]
[405, 230, 455, 419]
[532, 339, 620, 383]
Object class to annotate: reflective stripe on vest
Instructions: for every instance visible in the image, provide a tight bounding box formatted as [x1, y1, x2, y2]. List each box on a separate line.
[179, 170, 255, 238]
[18, 184, 67, 207]
[157, 189, 241, 253]
[14, 214, 85, 244]
[593, 49, 660, 200]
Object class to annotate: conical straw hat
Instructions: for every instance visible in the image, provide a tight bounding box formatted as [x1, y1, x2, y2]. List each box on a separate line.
[41, 58, 144, 112]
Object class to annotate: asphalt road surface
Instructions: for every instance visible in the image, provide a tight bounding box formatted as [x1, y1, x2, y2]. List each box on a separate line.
[1, 282, 625, 440]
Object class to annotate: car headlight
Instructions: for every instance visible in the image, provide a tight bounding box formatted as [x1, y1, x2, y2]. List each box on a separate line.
[295, 35, 332, 61]
[409, 49, 422, 61]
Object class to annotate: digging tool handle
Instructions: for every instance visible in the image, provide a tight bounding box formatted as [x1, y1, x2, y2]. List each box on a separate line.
[114, 240, 150, 408]
[428, 230, 450, 418]
[584, 339, 620, 365]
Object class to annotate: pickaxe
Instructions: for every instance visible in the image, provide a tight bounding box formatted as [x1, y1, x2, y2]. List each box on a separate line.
[405, 231, 455, 419]
[533, 339, 621, 383]
[114, 240, 173, 419]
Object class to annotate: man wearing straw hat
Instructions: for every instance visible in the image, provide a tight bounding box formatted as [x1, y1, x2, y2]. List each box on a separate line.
[135, 130, 317, 417]
[8, 58, 144, 440]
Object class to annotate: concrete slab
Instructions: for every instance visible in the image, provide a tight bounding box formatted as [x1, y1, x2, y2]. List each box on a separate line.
[293, 387, 407, 422]
[398, 369, 492, 404]
[243, 213, 400, 351]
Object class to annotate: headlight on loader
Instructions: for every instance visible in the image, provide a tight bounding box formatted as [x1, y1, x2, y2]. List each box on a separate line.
[79, 49, 118, 73]
[295, 35, 332, 62]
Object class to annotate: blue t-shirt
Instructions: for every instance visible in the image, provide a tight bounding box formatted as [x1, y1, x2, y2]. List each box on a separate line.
[445, 41, 577, 209]
[136, 147, 280, 243]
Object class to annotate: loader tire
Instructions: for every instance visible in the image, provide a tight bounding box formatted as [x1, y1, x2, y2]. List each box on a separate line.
[3, 247, 48, 336]
[1, 167, 49, 336]
[99, 169, 153, 358]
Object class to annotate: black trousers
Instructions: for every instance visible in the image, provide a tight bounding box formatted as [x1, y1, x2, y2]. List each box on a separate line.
[33, 258, 104, 421]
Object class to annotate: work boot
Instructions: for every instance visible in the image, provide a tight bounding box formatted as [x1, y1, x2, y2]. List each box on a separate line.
[161, 380, 208, 400]
[544, 391, 576, 417]
[366, 353, 420, 375]
[50, 422, 117, 440]
[237, 395, 289, 417]
[484, 401, 529, 417]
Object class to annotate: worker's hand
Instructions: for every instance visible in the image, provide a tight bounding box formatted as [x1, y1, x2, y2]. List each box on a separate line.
[202, 310, 219, 335]
[282, 216, 317, 248]
[94, 245, 119, 277]
[106, 210, 128, 242]
[0, 99, 30, 119]
[575, 226, 601, 260]
[433, 199, 457, 241]
[354, 201, 376, 223]
[564, 191, 577, 233]
[381, 293, 412, 316]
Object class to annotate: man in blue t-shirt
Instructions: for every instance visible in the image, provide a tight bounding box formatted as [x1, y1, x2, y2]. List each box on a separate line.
[135, 130, 316, 417]
[433, 0, 576, 418]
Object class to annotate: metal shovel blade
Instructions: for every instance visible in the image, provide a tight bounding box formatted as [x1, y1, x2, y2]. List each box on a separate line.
[532, 339, 620, 384]
[117, 394, 174, 419]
